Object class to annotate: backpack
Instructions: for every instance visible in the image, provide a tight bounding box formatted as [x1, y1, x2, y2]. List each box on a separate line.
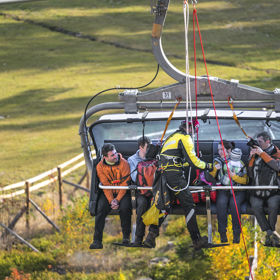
[136, 160, 157, 196]
[193, 171, 217, 203]
[145, 143, 161, 160]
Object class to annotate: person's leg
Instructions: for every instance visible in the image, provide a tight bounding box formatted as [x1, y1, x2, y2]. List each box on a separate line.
[90, 192, 110, 249]
[229, 191, 245, 243]
[165, 169, 207, 249]
[216, 190, 230, 242]
[135, 194, 150, 244]
[144, 216, 166, 248]
[265, 194, 280, 247]
[143, 171, 173, 248]
[250, 195, 270, 231]
[119, 192, 132, 243]
[175, 188, 201, 242]
[267, 194, 280, 231]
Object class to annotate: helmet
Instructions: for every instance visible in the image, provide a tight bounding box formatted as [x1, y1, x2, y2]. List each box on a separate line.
[180, 119, 200, 130]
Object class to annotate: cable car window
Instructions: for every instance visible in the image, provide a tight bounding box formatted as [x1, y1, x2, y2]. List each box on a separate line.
[90, 118, 280, 150]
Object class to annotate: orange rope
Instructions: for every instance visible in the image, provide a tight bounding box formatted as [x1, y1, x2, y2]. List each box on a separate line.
[228, 97, 250, 139]
[160, 97, 182, 143]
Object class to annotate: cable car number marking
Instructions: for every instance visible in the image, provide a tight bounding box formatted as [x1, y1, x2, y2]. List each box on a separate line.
[162, 91, 172, 99]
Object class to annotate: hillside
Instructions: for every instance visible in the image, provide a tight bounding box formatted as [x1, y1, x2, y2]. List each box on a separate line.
[0, 0, 279, 186]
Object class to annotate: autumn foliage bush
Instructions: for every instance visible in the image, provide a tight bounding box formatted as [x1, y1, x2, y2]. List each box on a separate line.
[205, 216, 280, 280]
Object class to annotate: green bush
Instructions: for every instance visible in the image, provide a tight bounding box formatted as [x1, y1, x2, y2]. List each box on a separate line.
[0, 250, 55, 280]
[149, 255, 215, 280]
[165, 216, 186, 237]
[30, 271, 120, 280]
[31, 237, 56, 252]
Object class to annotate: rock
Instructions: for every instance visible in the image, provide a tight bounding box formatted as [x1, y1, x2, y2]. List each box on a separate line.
[149, 256, 169, 266]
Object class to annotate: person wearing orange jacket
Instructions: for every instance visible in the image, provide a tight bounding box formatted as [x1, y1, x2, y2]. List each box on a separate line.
[89, 143, 132, 249]
[248, 131, 280, 247]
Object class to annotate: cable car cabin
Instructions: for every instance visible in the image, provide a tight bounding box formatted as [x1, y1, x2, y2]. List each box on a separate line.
[81, 108, 280, 216]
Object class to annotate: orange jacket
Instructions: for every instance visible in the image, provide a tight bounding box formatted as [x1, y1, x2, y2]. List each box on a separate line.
[96, 153, 131, 204]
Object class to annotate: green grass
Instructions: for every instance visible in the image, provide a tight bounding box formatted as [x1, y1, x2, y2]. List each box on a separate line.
[0, 0, 279, 185]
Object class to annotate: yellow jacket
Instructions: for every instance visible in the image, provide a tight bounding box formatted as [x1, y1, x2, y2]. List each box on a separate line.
[160, 130, 206, 170]
[210, 157, 248, 185]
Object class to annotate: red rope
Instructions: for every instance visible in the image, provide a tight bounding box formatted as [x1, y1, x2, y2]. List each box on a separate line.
[193, 8, 253, 280]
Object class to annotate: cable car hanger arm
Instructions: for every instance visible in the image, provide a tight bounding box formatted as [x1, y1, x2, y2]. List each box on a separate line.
[149, 0, 280, 111]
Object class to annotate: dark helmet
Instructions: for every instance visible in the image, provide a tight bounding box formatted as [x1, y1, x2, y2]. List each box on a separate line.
[180, 119, 200, 131]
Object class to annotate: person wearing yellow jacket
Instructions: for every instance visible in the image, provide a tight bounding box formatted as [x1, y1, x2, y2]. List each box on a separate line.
[144, 120, 212, 250]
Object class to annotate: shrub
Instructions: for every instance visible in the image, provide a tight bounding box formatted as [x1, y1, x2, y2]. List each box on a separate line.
[0, 250, 55, 280]
[164, 216, 186, 237]
[4, 268, 31, 280]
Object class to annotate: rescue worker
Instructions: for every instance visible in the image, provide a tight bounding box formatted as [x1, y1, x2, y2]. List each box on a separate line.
[89, 143, 132, 249]
[143, 120, 212, 250]
[248, 131, 280, 247]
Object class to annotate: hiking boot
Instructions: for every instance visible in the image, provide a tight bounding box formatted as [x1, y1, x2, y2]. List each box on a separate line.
[122, 237, 130, 245]
[143, 232, 157, 248]
[193, 236, 209, 250]
[89, 240, 103, 250]
[233, 233, 240, 244]
[270, 231, 280, 247]
[265, 233, 272, 246]
[132, 236, 143, 247]
[220, 232, 228, 243]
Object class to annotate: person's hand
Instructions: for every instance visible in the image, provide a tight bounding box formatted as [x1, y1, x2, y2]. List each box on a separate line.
[206, 163, 213, 171]
[111, 199, 119, 210]
[251, 146, 263, 156]
[215, 163, 221, 170]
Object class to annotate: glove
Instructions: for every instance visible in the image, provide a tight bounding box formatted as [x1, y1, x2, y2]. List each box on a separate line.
[206, 163, 213, 172]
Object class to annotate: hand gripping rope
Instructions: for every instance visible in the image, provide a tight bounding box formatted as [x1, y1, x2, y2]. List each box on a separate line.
[192, 3, 253, 279]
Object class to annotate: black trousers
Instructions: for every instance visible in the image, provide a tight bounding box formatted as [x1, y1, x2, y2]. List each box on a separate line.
[94, 192, 132, 242]
[135, 193, 152, 239]
[216, 190, 245, 235]
[250, 194, 280, 232]
[149, 169, 201, 242]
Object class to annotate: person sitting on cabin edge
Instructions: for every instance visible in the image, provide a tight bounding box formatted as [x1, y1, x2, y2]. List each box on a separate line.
[210, 141, 248, 244]
[128, 136, 157, 246]
[89, 143, 132, 249]
[143, 119, 212, 250]
[248, 131, 280, 247]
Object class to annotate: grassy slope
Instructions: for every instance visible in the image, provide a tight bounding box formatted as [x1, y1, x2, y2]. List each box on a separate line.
[0, 0, 279, 186]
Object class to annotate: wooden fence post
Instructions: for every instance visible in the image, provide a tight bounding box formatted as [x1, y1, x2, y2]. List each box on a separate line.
[25, 181, 30, 230]
[57, 167, 63, 209]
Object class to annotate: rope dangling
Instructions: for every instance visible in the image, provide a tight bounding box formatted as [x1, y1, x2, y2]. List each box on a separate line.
[183, 0, 194, 138]
[183, 0, 193, 190]
[192, 5, 253, 279]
